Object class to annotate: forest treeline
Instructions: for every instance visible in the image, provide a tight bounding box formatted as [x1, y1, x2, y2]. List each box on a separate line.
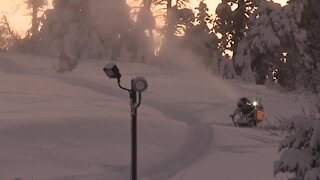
[0, 0, 319, 93]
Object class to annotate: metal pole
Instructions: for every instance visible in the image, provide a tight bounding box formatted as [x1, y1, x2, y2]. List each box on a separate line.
[130, 79, 137, 180]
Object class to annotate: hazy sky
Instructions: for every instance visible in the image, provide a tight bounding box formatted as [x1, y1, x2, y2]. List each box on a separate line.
[0, 0, 287, 35]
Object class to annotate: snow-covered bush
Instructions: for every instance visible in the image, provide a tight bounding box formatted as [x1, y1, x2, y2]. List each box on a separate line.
[258, 115, 298, 137]
[274, 110, 320, 179]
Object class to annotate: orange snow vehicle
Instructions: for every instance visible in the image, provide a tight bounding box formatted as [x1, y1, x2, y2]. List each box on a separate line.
[230, 97, 265, 127]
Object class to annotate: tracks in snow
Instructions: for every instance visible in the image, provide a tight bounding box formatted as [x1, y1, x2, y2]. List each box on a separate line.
[1, 58, 214, 179]
[49, 75, 214, 179]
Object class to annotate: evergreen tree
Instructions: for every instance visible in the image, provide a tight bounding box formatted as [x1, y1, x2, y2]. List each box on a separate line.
[137, 0, 155, 40]
[234, 1, 307, 87]
[273, 2, 320, 178]
[155, 0, 195, 59]
[24, 0, 48, 52]
[274, 116, 320, 180]
[131, 0, 156, 62]
[0, 15, 20, 51]
[300, 0, 320, 60]
[38, 0, 89, 57]
[291, 0, 320, 93]
[190, 0, 219, 72]
[214, 0, 258, 75]
[195, 0, 212, 33]
[153, 0, 190, 38]
[37, 0, 156, 70]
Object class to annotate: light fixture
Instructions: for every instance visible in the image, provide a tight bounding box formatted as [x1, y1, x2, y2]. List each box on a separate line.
[103, 63, 148, 180]
[103, 63, 121, 79]
[133, 77, 148, 93]
[252, 101, 258, 106]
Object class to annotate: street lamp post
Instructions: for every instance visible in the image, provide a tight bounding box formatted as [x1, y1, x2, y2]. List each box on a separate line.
[130, 79, 138, 180]
[103, 63, 148, 180]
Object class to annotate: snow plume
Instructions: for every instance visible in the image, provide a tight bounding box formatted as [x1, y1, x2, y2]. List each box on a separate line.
[87, 0, 132, 39]
[151, 35, 220, 76]
[152, 41, 207, 71]
[144, 36, 237, 100]
[86, 0, 155, 62]
[37, 0, 153, 62]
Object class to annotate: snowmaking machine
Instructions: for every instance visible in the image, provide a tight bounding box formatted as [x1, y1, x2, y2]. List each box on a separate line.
[230, 97, 265, 127]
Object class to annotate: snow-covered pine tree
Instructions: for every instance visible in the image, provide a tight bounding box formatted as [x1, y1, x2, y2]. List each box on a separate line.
[156, 0, 196, 60]
[23, 0, 48, 53]
[293, 0, 320, 94]
[151, 0, 190, 39]
[0, 15, 20, 51]
[275, 0, 309, 89]
[235, 1, 282, 84]
[274, 113, 320, 180]
[37, 0, 153, 67]
[190, 0, 220, 73]
[234, 0, 307, 86]
[273, 2, 320, 177]
[295, 0, 320, 63]
[156, 1, 221, 74]
[37, 0, 89, 59]
[128, 0, 155, 63]
[214, 0, 258, 75]
[82, 0, 153, 63]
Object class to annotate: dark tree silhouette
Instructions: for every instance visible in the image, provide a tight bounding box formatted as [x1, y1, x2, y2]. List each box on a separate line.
[214, 0, 258, 75]
[24, 0, 48, 52]
[292, 0, 320, 93]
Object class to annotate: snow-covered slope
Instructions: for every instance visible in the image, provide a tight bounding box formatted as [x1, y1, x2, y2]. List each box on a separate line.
[0, 53, 304, 180]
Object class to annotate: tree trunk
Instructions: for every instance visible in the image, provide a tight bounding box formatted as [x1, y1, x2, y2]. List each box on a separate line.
[232, 0, 246, 75]
[144, 0, 154, 40]
[166, 0, 174, 38]
[29, 4, 39, 52]
[167, 0, 172, 13]
[31, 5, 38, 37]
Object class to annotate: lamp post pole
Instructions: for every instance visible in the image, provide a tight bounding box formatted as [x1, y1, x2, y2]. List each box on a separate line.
[130, 79, 137, 180]
[103, 63, 147, 180]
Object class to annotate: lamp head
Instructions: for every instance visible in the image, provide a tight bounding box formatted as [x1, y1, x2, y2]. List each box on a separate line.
[133, 77, 148, 93]
[252, 101, 258, 106]
[103, 63, 121, 79]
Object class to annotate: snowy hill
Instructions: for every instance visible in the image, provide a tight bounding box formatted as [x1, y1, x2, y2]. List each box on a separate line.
[0, 53, 304, 180]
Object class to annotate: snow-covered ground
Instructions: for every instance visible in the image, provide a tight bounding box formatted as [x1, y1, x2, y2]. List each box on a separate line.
[0, 53, 305, 180]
